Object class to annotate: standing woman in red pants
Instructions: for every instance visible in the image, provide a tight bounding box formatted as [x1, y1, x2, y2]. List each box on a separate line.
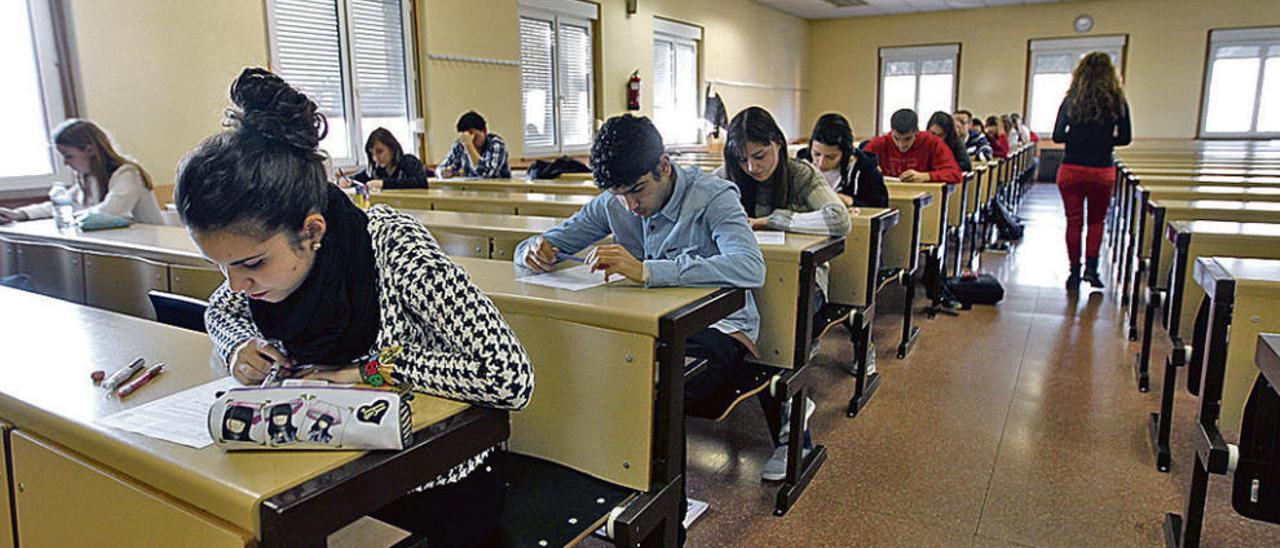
[1053, 52, 1132, 290]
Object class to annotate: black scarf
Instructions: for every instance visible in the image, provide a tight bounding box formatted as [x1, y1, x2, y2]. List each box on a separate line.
[249, 185, 380, 365]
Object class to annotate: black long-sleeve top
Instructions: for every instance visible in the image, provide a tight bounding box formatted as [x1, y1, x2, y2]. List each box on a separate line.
[352, 154, 433, 189]
[797, 147, 889, 208]
[1052, 99, 1132, 168]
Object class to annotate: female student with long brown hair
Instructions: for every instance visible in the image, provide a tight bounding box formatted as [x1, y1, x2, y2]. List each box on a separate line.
[1053, 52, 1132, 290]
[0, 120, 164, 225]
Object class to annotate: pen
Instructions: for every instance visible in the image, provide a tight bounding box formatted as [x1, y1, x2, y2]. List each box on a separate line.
[555, 251, 584, 263]
[115, 363, 165, 399]
[101, 357, 146, 390]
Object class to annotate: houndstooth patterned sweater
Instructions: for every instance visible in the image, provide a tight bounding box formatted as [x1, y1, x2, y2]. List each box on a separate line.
[205, 205, 534, 488]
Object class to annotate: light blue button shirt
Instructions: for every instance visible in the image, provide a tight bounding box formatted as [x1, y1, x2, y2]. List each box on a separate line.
[514, 163, 765, 342]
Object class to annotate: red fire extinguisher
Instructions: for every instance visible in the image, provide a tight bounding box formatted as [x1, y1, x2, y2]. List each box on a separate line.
[627, 70, 641, 111]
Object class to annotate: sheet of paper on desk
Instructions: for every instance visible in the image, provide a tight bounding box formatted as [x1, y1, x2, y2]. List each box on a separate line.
[99, 376, 242, 449]
[754, 231, 786, 245]
[517, 265, 617, 291]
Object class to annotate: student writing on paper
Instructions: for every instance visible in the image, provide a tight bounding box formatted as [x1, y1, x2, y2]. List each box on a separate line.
[862, 108, 963, 184]
[514, 115, 805, 507]
[339, 128, 432, 190]
[717, 106, 852, 239]
[953, 109, 993, 161]
[437, 111, 511, 179]
[796, 112, 889, 208]
[0, 120, 164, 225]
[175, 68, 533, 547]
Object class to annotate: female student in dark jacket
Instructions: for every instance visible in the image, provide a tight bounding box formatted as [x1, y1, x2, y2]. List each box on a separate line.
[1053, 51, 1132, 290]
[345, 127, 432, 190]
[175, 68, 532, 546]
[927, 111, 973, 173]
[799, 113, 889, 208]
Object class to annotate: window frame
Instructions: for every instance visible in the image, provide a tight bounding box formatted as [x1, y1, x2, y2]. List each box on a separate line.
[1, 0, 71, 194]
[519, 1, 597, 156]
[876, 43, 960, 135]
[652, 17, 702, 147]
[265, 0, 421, 169]
[1197, 26, 1280, 139]
[1023, 35, 1127, 135]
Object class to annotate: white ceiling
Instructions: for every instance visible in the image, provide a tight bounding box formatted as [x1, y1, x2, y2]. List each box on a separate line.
[755, 0, 1080, 20]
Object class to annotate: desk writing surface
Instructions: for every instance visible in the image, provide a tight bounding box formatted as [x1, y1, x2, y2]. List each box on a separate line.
[405, 209, 564, 237]
[432, 178, 600, 195]
[1131, 174, 1280, 186]
[451, 256, 720, 338]
[1154, 199, 1280, 214]
[1168, 220, 1280, 239]
[380, 188, 592, 204]
[1141, 185, 1280, 200]
[0, 287, 470, 537]
[0, 220, 209, 268]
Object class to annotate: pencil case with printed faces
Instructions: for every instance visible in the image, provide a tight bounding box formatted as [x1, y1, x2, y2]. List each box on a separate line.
[208, 385, 412, 450]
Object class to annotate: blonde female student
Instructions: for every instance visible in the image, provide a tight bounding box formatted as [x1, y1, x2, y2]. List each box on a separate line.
[175, 68, 533, 546]
[0, 120, 164, 225]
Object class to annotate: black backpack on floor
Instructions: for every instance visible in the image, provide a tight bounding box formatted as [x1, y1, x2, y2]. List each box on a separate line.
[990, 201, 1024, 241]
[945, 274, 1004, 308]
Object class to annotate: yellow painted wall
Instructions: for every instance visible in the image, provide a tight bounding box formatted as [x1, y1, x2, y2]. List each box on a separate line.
[68, 0, 269, 185]
[806, 0, 1280, 140]
[418, 0, 810, 160]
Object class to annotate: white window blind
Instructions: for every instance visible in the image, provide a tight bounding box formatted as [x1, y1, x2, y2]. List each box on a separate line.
[653, 19, 701, 146]
[1026, 36, 1126, 134]
[879, 44, 958, 134]
[1200, 27, 1280, 138]
[350, 0, 414, 151]
[2, 0, 69, 191]
[268, 0, 419, 166]
[519, 1, 597, 155]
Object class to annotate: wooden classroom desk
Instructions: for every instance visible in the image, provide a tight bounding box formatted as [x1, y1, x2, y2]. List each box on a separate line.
[886, 181, 954, 251]
[1146, 221, 1280, 470]
[827, 207, 899, 417]
[369, 189, 592, 218]
[0, 220, 753, 542]
[0, 286, 500, 547]
[556, 172, 594, 182]
[1166, 258, 1280, 547]
[1126, 199, 1280, 342]
[403, 209, 564, 261]
[432, 178, 601, 196]
[883, 189, 931, 275]
[1121, 166, 1280, 178]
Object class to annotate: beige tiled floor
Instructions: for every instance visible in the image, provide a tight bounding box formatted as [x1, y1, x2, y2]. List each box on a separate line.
[667, 184, 1280, 547]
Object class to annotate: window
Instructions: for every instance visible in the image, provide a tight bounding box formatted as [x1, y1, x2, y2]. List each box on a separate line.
[878, 44, 958, 134]
[1026, 36, 1126, 134]
[1, 0, 68, 190]
[520, 0, 597, 155]
[1200, 27, 1280, 138]
[267, 0, 419, 166]
[653, 18, 701, 146]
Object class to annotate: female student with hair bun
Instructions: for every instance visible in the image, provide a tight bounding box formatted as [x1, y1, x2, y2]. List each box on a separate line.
[0, 120, 164, 225]
[175, 67, 533, 546]
[800, 112, 889, 208]
[342, 127, 432, 190]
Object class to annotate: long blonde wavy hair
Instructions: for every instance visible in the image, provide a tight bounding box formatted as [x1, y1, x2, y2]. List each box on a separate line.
[52, 119, 153, 201]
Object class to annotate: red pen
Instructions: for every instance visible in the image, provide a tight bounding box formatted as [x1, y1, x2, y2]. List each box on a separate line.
[114, 363, 165, 399]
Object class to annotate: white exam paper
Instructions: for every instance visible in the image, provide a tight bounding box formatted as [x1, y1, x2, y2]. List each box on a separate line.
[754, 231, 786, 245]
[99, 376, 242, 449]
[517, 264, 616, 291]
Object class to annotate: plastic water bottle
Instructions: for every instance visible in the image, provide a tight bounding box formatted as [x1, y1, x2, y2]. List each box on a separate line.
[49, 182, 77, 231]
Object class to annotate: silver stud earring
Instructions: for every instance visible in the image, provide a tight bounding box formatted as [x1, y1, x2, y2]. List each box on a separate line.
[312, 242, 322, 251]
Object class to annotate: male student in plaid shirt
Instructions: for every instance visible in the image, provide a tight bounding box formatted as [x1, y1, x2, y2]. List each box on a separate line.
[438, 111, 511, 179]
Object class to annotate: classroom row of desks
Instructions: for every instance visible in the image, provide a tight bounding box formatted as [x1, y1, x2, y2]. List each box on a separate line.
[1107, 143, 1280, 547]
[0, 141, 1044, 546]
[0, 204, 889, 545]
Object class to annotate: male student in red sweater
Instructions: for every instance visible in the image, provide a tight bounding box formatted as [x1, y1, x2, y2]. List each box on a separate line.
[863, 109, 962, 184]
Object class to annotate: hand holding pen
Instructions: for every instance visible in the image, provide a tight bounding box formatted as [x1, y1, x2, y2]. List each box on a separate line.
[230, 338, 293, 385]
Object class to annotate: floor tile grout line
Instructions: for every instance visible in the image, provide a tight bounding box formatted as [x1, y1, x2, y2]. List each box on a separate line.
[969, 246, 1047, 545]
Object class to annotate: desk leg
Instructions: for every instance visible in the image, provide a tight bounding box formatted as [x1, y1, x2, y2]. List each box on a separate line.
[1135, 288, 1161, 392]
[1150, 350, 1177, 472]
[1164, 451, 1210, 548]
[848, 308, 880, 418]
[773, 383, 826, 516]
[1127, 258, 1147, 341]
[897, 268, 921, 359]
